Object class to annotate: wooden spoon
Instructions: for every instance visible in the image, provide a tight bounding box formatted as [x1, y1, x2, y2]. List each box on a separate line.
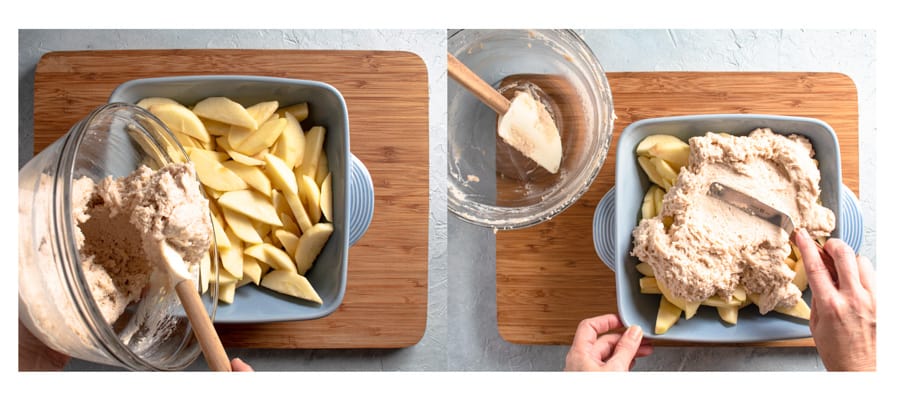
[158, 242, 232, 372]
[447, 53, 511, 114]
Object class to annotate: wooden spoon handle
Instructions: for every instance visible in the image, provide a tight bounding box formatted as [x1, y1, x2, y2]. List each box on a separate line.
[175, 280, 231, 372]
[447, 53, 511, 115]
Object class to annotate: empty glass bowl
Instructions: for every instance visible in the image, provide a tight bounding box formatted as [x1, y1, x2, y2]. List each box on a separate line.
[448, 29, 615, 229]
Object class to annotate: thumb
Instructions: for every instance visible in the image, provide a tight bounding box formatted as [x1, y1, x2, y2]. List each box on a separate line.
[605, 325, 643, 371]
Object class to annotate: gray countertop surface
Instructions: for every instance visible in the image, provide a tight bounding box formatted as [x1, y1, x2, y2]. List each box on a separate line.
[18, 29, 875, 371]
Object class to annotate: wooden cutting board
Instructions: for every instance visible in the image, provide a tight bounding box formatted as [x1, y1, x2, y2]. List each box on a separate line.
[496, 72, 859, 347]
[33, 49, 429, 349]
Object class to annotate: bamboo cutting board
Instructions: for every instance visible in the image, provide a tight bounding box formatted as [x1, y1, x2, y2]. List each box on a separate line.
[33, 50, 429, 348]
[496, 72, 859, 347]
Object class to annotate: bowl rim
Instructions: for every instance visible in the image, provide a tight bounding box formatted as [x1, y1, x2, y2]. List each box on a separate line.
[613, 113, 842, 342]
[107, 74, 352, 323]
[447, 29, 615, 230]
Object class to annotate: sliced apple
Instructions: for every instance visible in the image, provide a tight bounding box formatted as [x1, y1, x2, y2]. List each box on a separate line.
[656, 277, 700, 319]
[172, 132, 202, 149]
[217, 136, 266, 166]
[651, 185, 664, 216]
[260, 270, 322, 304]
[236, 117, 286, 156]
[204, 185, 223, 200]
[229, 124, 256, 148]
[649, 142, 690, 170]
[192, 97, 257, 129]
[655, 296, 682, 335]
[273, 112, 305, 169]
[320, 172, 332, 222]
[299, 175, 321, 224]
[208, 210, 231, 250]
[242, 255, 263, 286]
[315, 152, 329, 186]
[274, 229, 301, 258]
[199, 252, 212, 294]
[222, 160, 271, 197]
[190, 147, 229, 163]
[284, 190, 314, 233]
[637, 155, 669, 190]
[641, 187, 655, 219]
[277, 102, 309, 122]
[217, 189, 282, 226]
[774, 298, 811, 320]
[264, 153, 299, 195]
[136, 97, 181, 110]
[219, 228, 244, 279]
[716, 306, 739, 325]
[701, 295, 742, 307]
[294, 222, 333, 275]
[189, 149, 248, 191]
[299, 126, 326, 178]
[635, 262, 655, 277]
[218, 280, 236, 304]
[243, 243, 295, 273]
[639, 276, 661, 294]
[221, 207, 263, 244]
[650, 157, 679, 188]
[148, 102, 211, 143]
[201, 119, 234, 136]
[246, 100, 279, 127]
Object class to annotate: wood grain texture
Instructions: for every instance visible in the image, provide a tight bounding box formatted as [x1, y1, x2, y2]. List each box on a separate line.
[496, 72, 859, 347]
[34, 49, 429, 349]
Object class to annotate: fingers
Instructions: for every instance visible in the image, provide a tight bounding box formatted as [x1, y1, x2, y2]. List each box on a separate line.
[230, 358, 254, 372]
[824, 238, 861, 291]
[572, 314, 623, 349]
[856, 255, 876, 293]
[603, 325, 644, 371]
[792, 229, 836, 298]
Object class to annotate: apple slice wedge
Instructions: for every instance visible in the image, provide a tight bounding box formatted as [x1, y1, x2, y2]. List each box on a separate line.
[217, 189, 283, 226]
[236, 117, 286, 156]
[260, 270, 322, 304]
[244, 243, 295, 273]
[264, 153, 299, 195]
[221, 207, 264, 244]
[148, 102, 211, 143]
[192, 97, 257, 129]
[319, 172, 333, 222]
[222, 160, 271, 197]
[294, 222, 333, 275]
[189, 149, 247, 191]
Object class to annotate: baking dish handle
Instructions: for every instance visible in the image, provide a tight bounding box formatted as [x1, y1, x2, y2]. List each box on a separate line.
[348, 153, 374, 246]
[592, 187, 617, 271]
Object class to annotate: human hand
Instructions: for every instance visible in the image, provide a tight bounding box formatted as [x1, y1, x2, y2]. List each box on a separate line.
[792, 229, 876, 371]
[19, 320, 69, 371]
[231, 357, 254, 372]
[564, 314, 654, 371]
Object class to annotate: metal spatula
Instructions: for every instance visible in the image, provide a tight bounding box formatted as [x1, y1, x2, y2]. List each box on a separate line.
[708, 181, 796, 235]
[708, 181, 832, 267]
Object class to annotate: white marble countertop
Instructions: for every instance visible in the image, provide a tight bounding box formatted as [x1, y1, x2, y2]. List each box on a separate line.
[18, 29, 875, 371]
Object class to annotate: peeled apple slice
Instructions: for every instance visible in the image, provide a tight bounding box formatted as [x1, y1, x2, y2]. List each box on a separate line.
[260, 270, 323, 304]
[192, 97, 258, 129]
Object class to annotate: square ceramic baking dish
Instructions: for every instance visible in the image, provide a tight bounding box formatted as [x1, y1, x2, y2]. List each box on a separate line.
[109, 75, 374, 323]
[612, 114, 843, 342]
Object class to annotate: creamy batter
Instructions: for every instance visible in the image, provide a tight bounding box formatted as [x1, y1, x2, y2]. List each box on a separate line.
[631, 129, 835, 314]
[75, 163, 211, 323]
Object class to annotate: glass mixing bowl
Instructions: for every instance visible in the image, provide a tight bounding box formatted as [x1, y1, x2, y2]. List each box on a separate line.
[448, 29, 615, 229]
[18, 103, 218, 370]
